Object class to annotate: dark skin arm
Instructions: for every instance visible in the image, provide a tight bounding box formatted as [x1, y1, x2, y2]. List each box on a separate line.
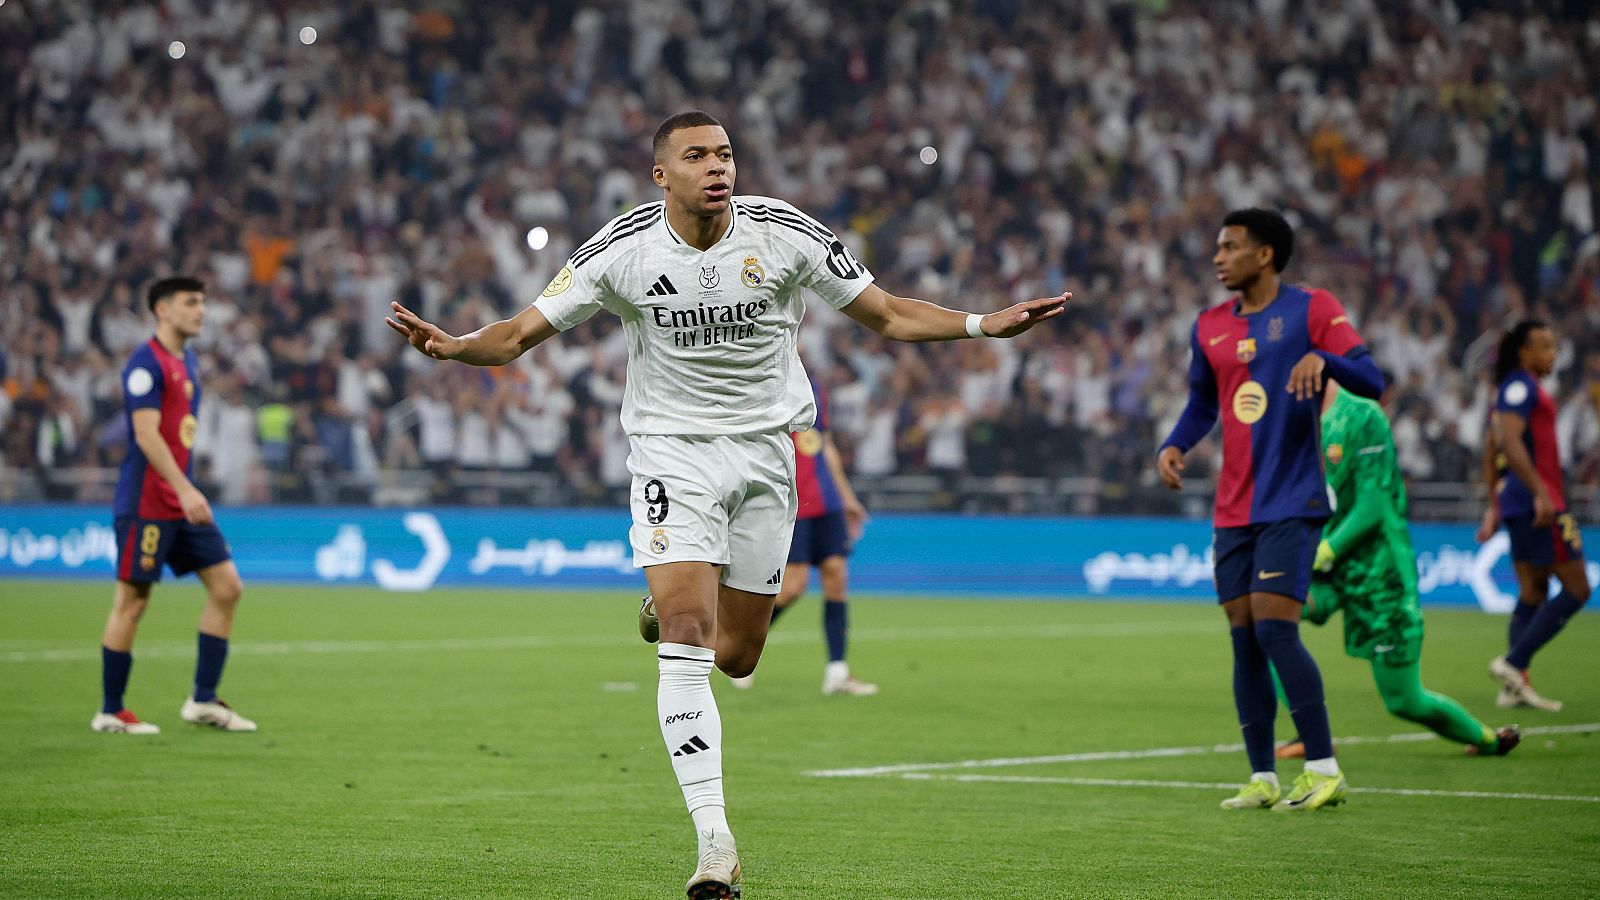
[1495, 410, 1557, 527]
[1476, 419, 1501, 542]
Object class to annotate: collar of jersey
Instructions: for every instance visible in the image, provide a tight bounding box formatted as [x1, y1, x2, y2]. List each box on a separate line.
[1230, 282, 1289, 317]
[661, 199, 738, 250]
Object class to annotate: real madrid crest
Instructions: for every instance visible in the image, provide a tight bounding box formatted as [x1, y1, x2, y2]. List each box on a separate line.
[741, 257, 765, 288]
[1236, 338, 1257, 363]
[650, 528, 669, 555]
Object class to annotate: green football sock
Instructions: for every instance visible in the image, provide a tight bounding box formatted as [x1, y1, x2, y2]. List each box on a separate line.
[1371, 659, 1496, 750]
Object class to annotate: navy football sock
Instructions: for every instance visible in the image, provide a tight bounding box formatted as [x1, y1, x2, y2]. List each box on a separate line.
[102, 647, 133, 714]
[1506, 591, 1587, 670]
[1508, 601, 1538, 653]
[823, 599, 848, 663]
[1254, 619, 1334, 761]
[1230, 626, 1277, 773]
[193, 632, 229, 703]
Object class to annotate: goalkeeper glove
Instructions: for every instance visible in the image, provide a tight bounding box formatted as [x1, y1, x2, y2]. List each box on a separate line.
[1312, 539, 1336, 573]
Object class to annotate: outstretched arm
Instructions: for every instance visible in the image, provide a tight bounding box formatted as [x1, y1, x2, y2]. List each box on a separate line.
[839, 284, 1069, 342]
[386, 301, 558, 367]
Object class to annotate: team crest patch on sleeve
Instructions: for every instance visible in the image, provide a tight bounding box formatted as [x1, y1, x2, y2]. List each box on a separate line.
[649, 528, 669, 555]
[741, 257, 765, 287]
[126, 367, 154, 397]
[1326, 443, 1344, 465]
[1503, 381, 1528, 405]
[541, 266, 573, 298]
[1236, 338, 1257, 363]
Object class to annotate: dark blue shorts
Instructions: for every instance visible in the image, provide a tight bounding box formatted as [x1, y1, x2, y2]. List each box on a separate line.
[1505, 513, 1585, 568]
[1212, 517, 1323, 603]
[788, 510, 851, 566]
[114, 516, 232, 584]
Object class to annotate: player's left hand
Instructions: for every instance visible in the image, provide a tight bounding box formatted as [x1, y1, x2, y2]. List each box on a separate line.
[981, 293, 1070, 338]
[1286, 352, 1326, 401]
[844, 498, 870, 541]
[1313, 539, 1335, 573]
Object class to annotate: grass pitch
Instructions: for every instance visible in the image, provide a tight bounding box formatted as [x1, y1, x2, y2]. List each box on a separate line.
[1, 581, 1597, 898]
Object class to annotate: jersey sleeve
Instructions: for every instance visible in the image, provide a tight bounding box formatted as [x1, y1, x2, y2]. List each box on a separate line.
[786, 206, 874, 309]
[1159, 322, 1220, 452]
[1347, 404, 1399, 490]
[1306, 289, 1364, 356]
[1325, 403, 1399, 557]
[123, 352, 163, 413]
[813, 383, 830, 431]
[531, 260, 607, 331]
[1494, 373, 1537, 420]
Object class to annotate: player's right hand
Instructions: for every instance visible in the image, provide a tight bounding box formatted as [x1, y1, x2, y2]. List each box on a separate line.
[1475, 507, 1499, 543]
[386, 301, 463, 360]
[1157, 446, 1185, 490]
[179, 486, 214, 526]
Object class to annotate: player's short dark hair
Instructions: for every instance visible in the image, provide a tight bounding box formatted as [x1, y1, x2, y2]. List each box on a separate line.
[1493, 318, 1550, 386]
[147, 276, 205, 312]
[652, 110, 724, 161]
[1222, 208, 1294, 273]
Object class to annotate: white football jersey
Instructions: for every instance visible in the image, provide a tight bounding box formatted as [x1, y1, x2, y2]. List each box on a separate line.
[533, 195, 874, 436]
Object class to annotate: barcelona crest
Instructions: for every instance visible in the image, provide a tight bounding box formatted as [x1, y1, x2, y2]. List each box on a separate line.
[1236, 338, 1257, 363]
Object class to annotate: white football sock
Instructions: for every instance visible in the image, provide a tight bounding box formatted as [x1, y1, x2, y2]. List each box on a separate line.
[1304, 757, 1341, 777]
[658, 642, 729, 841]
[1251, 771, 1280, 788]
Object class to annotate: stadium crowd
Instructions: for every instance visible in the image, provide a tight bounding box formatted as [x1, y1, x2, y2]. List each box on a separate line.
[2, 0, 1599, 509]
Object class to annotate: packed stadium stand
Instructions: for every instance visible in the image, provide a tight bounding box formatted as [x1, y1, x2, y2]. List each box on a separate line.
[2, 0, 1597, 516]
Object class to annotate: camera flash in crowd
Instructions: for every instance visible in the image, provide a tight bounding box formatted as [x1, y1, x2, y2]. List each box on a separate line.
[919, 146, 938, 165]
[300, 26, 318, 45]
[167, 41, 187, 60]
[526, 227, 550, 251]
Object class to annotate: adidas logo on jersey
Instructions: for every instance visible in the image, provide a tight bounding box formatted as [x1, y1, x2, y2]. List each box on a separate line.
[645, 275, 678, 296]
[673, 735, 711, 757]
[766, 569, 782, 586]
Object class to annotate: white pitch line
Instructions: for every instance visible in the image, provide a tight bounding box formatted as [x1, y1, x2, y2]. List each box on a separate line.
[808, 723, 1600, 778]
[0, 619, 1213, 664]
[901, 773, 1600, 804]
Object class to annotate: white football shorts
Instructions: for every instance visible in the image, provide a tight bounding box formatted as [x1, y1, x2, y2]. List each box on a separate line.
[626, 430, 797, 594]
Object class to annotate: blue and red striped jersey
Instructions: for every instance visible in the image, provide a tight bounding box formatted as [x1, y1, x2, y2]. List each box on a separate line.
[114, 338, 201, 519]
[1184, 285, 1367, 527]
[1494, 369, 1565, 516]
[792, 379, 844, 521]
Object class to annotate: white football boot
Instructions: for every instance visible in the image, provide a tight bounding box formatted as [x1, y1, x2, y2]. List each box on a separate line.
[685, 829, 741, 899]
[91, 709, 161, 734]
[181, 697, 258, 732]
[822, 662, 879, 696]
